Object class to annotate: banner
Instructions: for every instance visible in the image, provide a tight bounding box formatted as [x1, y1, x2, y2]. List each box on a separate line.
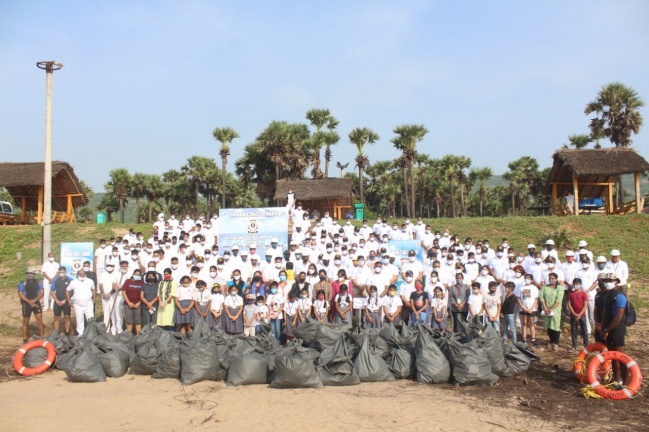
[218, 207, 289, 252]
[60, 242, 94, 276]
[386, 240, 423, 273]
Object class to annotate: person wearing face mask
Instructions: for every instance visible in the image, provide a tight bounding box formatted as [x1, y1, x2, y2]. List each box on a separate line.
[40, 252, 59, 312]
[121, 269, 143, 335]
[312, 270, 333, 306]
[463, 252, 480, 281]
[51, 266, 73, 335]
[18, 267, 44, 343]
[596, 272, 629, 385]
[526, 252, 546, 289]
[409, 280, 429, 326]
[575, 258, 598, 334]
[276, 270, 289, 300]
[288, 271, 309, 300]
[483, 281, 502, 333]
[174, 276, 196, 334]
[192, 279, 211, 328]
[398, 270, 416, 324]
[155, 269, 177, 331]
[606, 250, 629, 296]
[94, 239, 109, 282]
[266, 281, 284, 342]
[567, 277, 589, 352]
[227, 269, 246, 296]
[401, 250, 423, 282]
[449, 273, 470, 332]
[205, 282, 224, 329]
[516, 272, 539, 346]
[474, 265, 497, 296]
[64, 269, 95, 336]
[139, 271, 160, 326]
[332, 269, 352, 315]
[540, 273, 564, 352]
[382, 284, 403, 325]
[363, 285, 382, 329]
[489, 247, 509, 284]
[296, 287, 313, 327]
[541, 257, 564, 288]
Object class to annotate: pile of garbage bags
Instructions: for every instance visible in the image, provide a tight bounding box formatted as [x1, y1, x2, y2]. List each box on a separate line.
[41, 316, 538, 387]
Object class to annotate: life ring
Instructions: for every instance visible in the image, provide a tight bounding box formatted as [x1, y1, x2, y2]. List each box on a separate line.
[13, 340, 56, 376]
[587, 351, 643, 400]
[573, 342, 611, 383]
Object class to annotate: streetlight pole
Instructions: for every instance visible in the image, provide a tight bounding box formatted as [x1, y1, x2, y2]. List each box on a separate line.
[36, 61, 63, 263]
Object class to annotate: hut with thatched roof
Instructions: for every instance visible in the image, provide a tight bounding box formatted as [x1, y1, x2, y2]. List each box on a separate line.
[544, 148, 649, 215]
[274, 178, 355, 220]
[0, 161, 88, 224]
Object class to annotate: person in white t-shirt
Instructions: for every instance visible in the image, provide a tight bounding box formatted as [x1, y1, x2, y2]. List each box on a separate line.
[382, 284, 403, 325]
[483, 282, 502, 334]
[41, 252, 60, 311]
[66, 269, 96, 336]
[467, 283, 485, 323]
[516, 276, 539, 346]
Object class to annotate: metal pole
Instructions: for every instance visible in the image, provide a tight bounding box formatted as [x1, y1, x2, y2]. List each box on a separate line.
[37, 61, 62, 263]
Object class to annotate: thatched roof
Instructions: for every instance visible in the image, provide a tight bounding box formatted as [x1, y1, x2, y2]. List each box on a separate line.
[0, 161, 89, 211]
[274, 178, 354, 201]
[543, 148, 649, 197]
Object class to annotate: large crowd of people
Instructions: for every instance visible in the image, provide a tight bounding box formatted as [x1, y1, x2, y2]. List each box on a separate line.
[18, 207, 631, 382]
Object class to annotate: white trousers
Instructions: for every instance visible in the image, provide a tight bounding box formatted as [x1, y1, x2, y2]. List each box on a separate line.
[102, 294, 123, 335]
[74, 303, 94, 336]
[42, 280, 53, 310]
[586, 297, 595, 334]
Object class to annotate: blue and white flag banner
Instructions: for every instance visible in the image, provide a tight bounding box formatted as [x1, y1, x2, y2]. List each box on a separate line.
[219, 207, 289, 252]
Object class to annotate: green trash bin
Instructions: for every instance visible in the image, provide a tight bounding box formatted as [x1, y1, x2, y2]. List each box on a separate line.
[96, 212, 106, 224]
[354, 203, 364, 220]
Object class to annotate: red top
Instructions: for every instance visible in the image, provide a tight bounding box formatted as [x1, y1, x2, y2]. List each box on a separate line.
[122, 279, 144, 304]
[568, 290, 588, 313]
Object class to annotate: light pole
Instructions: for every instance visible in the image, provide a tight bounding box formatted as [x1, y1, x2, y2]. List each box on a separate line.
[36, 60, 63, 263]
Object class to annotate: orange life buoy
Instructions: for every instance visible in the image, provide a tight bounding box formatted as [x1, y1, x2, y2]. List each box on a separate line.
[573, 342, 611, 383]
[587, 351, 643, 400]
[13, 340, 56, 376]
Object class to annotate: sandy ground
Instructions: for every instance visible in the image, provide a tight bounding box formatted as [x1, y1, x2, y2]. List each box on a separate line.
[0, 367, 561, 432]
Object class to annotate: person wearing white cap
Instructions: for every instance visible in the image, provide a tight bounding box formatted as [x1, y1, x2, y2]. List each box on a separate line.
[561, 250, 581, 292]
[575, 257, 598, 334]
[606, 250, 629, 296]
[522, 244, 537, 271]
[541, 239, 559, 262]
[595, 255, 607, 272]
[268, 237, 283, 260]
[153, 213, 166, 235]
[576, 240, 593, 264]
[18, 267, 44, 343]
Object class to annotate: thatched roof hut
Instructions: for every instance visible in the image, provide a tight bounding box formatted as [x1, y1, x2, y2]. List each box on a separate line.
[0, 161, 88, 223]
[274, 178, 355, 220]
[544, 148, 649, 215]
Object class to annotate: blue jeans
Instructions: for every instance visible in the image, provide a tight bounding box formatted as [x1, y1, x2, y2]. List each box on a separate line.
[411, 311, 427, 327]
[255, 324, 263, 334]
[270, 319, 282, 342]
[488, 319, 500, 334]
[502, 314, 517, 342]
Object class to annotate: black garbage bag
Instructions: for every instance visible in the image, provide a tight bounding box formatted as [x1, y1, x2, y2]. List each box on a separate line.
[218, 337, 256, 370]
[398, 324, 417, 353]
[23, 346, 50, 368]
[350, 328, 389, 359]
[129, 327, 172, 375]
[514, 342, 541, 363]
[455, 315, 472, 341]
[119, 331, 134, 348]
[209, 326, 229, 345]
[226, 351, 269, 386]
[63, 341, 106, 383]
[46, 330, 75, 356]
[446, 338, 498, 386]
[379, 324, 401, 350]
[389, 348, 416, 379]
[472, 323, 507, 376]
[353, 337, 394, 382]
[312, 323, 350, 352]
[502, 343, 532, 377]
[153, 333, 185, 379]
[317, 335, 360, 386]
[179, 337, 223, 385]
[55, 346, 78, 370]
[96, 340, 131, 378]
[270, 346, 322, 389]
[415, 325, 451, 384]
[80, 321, 106, 342]
[293, 318, 321, 345]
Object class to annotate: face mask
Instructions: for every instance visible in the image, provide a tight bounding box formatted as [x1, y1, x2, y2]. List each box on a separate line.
[515, 272, 522, 278]
[121, 269, 128, 274]
[481, 269, 488, 275]
[509, 263, 516, 269]
[547, 262, 555, 268]
[533, 258, 541, 264]
[455, 269, 463, 274]
[597, 263, 606, 270]
[574, 284, 582, 290]
[468, 258, 475, 263]
[196, 263, 204, 268]
[163, 275, 171, 280]
[481, 253, 488, 259]
[431, 277, 438, 282]
[605, 282, 616, 290]
[409, 257, 415, 263]
[78, 276, 86, 281]
[489, 289, 497, 295]
[582, 263, 589, 269]
[374, 267, 382, 274]
[147, 278, 157, 283]
[224, 255, 230, 261]
[270, 288, 278, 294]
[388, 291, 396, 297]
[82, 266, 90, 272]
[191, 272, 198, 278]
[48, 257, 54, 262]
[319, 276, 326, 281]
[334, 260, 341, 265]
[230, 292, 237, 297]
[131, 256, 138, 261]
[406, 276, 413, 282]
[234, 275, 241, 280]
[441, 252, 448, 257]
[209, 271, 216, 277]
[133, 275, 141, 281]
[358, 260, 365, 266]
[106, 266, 114, 272]
[301, 294, 308, 299]
[524, 278, 531, 284]
[279, 275, 287, 281]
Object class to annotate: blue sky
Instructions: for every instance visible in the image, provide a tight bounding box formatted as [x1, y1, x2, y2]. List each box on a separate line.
[1, 0, 648, 190]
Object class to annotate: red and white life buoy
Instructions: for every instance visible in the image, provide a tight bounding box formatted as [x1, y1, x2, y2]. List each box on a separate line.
[13, 340, 56, 376]
[587, 351, 643, 400]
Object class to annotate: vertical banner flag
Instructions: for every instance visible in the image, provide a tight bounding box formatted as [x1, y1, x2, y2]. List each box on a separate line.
[387, 240, 423, 280]
[219, 207, 289, 252]
[60, 242, 94, 276]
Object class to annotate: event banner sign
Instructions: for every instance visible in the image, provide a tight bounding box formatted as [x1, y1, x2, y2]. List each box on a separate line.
[219, 207, 289, 251]
[386, 240, 423, 272]
[60, 242, 94, 276]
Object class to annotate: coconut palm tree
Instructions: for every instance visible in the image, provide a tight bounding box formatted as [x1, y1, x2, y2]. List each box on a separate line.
[107, 168, 131, 223]
[130, 173, 148, 224]
[212, 126, 240, 208]
[441, 155, 460, 218]
[322, 130, 340, 178]
[391, 124, 428, 217]
[566, 134, 592, 149]
[143, 174, 163, 222]
[306, 108, 335, 178]
[585, 82, 644, 147]
[468, 167, 493, 217]
[181, 156, 216, 214]
[349, 127, 380, 204]
[456, 156, 472, 217]
[161, 169, 182, 213]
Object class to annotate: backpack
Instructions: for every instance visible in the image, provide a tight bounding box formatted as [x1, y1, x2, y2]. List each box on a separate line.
[610, 290, 636, 326]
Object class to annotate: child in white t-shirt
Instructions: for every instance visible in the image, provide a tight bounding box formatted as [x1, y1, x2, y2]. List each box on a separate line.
[467, 282, 485, 324]
[430, 286, 447, 331]
[382, 284, 403, 325]
[296, 288, 312, 326]
[208, 282, 224, 329]
[266, 282, 284, 343]
[312, 289, 329, 323]
[254, 295, 269, 333]
[243, 294, 258, 337]
[483, 281, 502, 333]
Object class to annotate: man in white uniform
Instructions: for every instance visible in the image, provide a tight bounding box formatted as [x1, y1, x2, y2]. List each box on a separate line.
[66, 269, 96, 336]
[606, 249, 629, 296]
[98, 263, 120, 335]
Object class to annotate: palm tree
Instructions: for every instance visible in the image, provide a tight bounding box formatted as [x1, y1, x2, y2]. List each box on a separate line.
[566, 134, 592, 149]
[107, 168, 131, 223]
[212, 126, 240, 208]
[322, 130, 340, 178]
[257, 121, 291, 180]
[504, 156, 540, 214]
[162, 169, 182, 213]
[349, 127, 380, 204]
[181, 156, 216, 214]
[306, 109, 335, 178]
[441, 155, 460, 218]
[456, 156, 472, 217]
[468, 167, 493, 217]
[585, 82, 644, 147]
[130, 173, 148, 224]
[391, 124, 428, 217]
[144, 174, 163, 222]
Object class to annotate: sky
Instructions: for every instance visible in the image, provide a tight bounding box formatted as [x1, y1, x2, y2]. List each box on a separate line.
[1, 0, 648, 191]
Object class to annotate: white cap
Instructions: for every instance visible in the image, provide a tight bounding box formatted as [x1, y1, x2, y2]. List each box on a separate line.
[271, 237, 278, 243]
[578, 240, 587, 248]
[596, 255, 607, 263]
[302, 250, 310, 256]
[241, 250, 249, 255]
[545, 239, 555, 246]
[565, 250, 575, 257]
[264, 248, 274, 256]
[611, 249, 621, 257]
[249, 244, 257, 249]
[231, 245, 239, 250]
[527, 244, 536, 249]
[290, 240, 298, 246]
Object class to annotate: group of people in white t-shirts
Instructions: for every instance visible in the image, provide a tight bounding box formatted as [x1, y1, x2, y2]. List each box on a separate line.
[25, 212, 629, 347]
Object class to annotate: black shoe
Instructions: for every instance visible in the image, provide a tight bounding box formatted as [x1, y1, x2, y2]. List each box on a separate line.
[530, 339, 539, 347]
[22, 339, 29, 344]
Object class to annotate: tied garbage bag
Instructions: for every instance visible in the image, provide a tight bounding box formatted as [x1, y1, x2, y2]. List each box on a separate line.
[353, 337, 394, 382]
[46, 330, 75, 356]
[472, 323, 507, 376]
[226, 351, 269, 386]
[153, 333, 185, 379]
[414, 325, 450, 384]
[270, 346, 322, 389]
[446, 338, 498, 386]
[350, 327, 389, 359]
[293, 318, 321, 345]
[502, 343, 532, 377]
[130, 326, 172, 375]
[179, 338, 223, 386]
[23, 346, 49, 369]
[379, 324, 401, 350]
[514, 342, 541, 363]
[389, 348, 416, 379]
[63, 341, 106, 383]
[312, 323, 350, 351]
[317, 335, 360, 387]
[398, 324, 417, 353]
[96, 340, 130, 378]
